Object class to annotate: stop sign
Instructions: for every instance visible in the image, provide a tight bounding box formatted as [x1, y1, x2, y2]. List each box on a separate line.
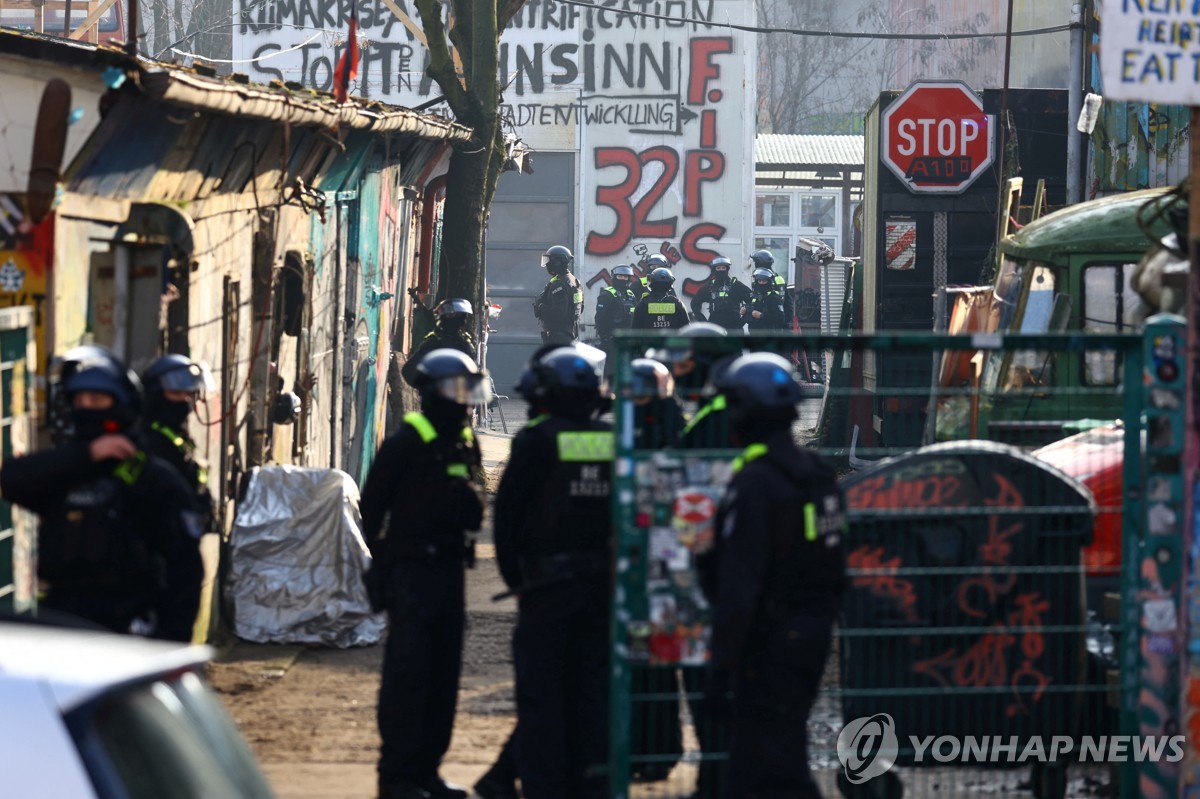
[881, 80, 994, 194]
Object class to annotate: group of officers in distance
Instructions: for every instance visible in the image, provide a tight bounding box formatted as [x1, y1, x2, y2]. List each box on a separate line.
[368, 252, 846, 799]
[534, 244, 790, 350]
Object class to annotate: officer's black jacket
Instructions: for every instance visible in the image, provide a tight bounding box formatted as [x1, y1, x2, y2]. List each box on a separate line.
[689, 278, 751, 330]
[534, 272, 584, 339]
[631, 289, 690, 330]
[400, 328, 478, 387]
[0, 441, 203, 641]
[698, 430, 847, 672]
[141, 422, 216, 532]
[494, 414, 613, 591]
[359, 413, 483, 564]
[633, 398, 686, 451]
[594, 283, 643, 341]
[747, 285, 786, 330]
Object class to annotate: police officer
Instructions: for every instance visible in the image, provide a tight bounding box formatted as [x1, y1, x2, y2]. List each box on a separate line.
[0, 346, 202, 641]
[629, 357, 685, 450]
[533, 245, 584, 345]
[595, 264, 645, 359]
[140, 354, 216, 533]
[360, 349, 489, 799]
[690, 256, 751, 331]
[745, 268, 786, 330]
[748, 249, 795, 329]
[632, 267, 690, 330]
[697, 352, 846, 799]
[401, 298, 477, 387]
[494, 347, 613, 799]
[646, 322, 735, 450]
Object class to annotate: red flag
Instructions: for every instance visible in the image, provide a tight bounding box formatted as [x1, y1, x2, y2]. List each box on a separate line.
[333, 0, 359, 104]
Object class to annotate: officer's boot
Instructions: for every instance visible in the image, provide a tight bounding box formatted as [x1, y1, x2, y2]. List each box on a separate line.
[474, 753, 520, 799]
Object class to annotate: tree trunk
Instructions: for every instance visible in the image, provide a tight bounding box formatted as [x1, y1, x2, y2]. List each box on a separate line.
[437, 119, 505, 310]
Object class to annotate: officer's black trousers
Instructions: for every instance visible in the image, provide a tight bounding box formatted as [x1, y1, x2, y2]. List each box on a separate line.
[727, 622, 833, 799]
[377, 560, 465, 787]
[513, 574, 609, 799]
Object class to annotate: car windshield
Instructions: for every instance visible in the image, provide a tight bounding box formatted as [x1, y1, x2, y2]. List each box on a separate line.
[70, 670, 276, 799]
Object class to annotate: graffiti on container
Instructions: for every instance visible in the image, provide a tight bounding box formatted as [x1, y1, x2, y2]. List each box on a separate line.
[913, 591, 1051, 716]
[847, 460, 1053, 715]
[847, 545, 920, 624]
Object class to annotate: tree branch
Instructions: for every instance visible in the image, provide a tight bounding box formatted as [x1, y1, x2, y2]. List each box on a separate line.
[414, 0, 472, 118]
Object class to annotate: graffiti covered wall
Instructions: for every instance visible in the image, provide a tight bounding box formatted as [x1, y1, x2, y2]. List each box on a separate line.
[231, 0, 756, 326]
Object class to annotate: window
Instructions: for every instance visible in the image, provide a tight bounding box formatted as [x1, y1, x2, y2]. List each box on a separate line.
[1082, 263, 1142, 385]
[1000, 264, 1058, 392]
[800, 194, 837, 230]
[753, 236, 790, 276]
[755, 195, 790, 228]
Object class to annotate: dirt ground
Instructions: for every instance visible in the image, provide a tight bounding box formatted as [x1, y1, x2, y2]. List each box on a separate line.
[206, 440, 518, 799]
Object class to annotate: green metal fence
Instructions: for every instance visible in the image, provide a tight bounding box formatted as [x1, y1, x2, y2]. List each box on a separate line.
[0, 306, 37, 616]
[608, 320, 1178, 799]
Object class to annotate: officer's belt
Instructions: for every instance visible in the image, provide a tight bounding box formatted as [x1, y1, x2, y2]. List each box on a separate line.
[392, 539, 470, 561]
[520, 551, 609, 580]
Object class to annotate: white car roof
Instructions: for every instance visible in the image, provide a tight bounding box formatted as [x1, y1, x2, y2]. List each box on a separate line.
[0, 622, 213, 711]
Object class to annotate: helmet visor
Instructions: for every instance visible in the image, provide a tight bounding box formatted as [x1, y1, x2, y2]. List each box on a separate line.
[540, 253, 551, 269]
[433, 374, 493, 406]
[159, 362, 216, 394]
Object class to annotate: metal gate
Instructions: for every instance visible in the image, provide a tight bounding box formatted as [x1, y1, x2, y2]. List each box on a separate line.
[608, 317, 1183, 799]
[0, 306, 36, 615]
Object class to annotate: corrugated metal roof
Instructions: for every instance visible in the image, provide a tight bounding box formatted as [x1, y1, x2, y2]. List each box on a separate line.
[756, 135, 864, 167]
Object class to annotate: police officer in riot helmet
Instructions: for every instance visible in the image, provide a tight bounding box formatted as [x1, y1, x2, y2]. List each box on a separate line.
[402, 298, 478, 388]
[595, 264, 646, 367]
[744, 267, 786, 330]
[140, 354, 217, 534]
[691, 255, 752, 331]
[697, 352, 847, 799]
[629, 357, 685, 451]
[533, 245, 584, 346]
[632, 267, 690, 330]
[1, 346, 202, 641]
[644, 322, 737, 449]
[361, 348, 489, 799]
[495, 347, 613, 799]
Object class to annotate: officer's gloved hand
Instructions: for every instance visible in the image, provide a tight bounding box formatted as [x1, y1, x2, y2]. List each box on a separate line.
[704, 667, 735, 721]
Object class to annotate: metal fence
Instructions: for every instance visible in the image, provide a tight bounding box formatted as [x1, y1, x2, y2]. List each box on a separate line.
[607, 319, 1182, 799]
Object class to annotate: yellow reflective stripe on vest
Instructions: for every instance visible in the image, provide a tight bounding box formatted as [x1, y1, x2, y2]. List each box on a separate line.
[151, 421, 186, 449]
[447, 463, 470, 478]
[647, 302, 676, 314]
[557, 431, 615, 462]
[113, 451, 147, 486]
[682, 394, 727, 435]
[462, 427, 475, 444]
[731, 443, 768, 474]
[803, 502, 818, 541]
[573, 290, 584, 304]
[526, 414, 549, 429]
[404, 412, 438, 443]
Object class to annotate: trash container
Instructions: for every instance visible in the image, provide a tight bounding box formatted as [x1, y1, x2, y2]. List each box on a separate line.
[838, 442, 1095, 799]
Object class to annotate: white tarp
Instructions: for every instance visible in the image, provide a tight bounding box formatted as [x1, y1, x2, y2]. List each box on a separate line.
[227, 465, 385, 647]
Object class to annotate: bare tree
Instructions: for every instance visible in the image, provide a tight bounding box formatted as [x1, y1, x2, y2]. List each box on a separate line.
[414, 0, 525, 307]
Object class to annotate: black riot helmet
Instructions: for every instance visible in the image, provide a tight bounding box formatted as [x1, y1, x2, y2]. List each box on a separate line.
[645, 253, 671, 271]
[435, 298, 473, 333]
[749, 249, 775, 271]
[752, 267, 775, 287]
[56, 346, 143, 442]
[142, 354, 214, 396]
[629, 357, 675, 402]
[541, 245, 574, 275]
[141, 353, 214, 431]
[713, 351, 802, 435]
[611, 264, 635, 288]
[710, 256, 732, 281]
[527, 345, 606, 421]
[648, 267, 675, 290]
[413, 348, 492, 408]
[647, 321, 731, 397]
[436, 298, 473, 322]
